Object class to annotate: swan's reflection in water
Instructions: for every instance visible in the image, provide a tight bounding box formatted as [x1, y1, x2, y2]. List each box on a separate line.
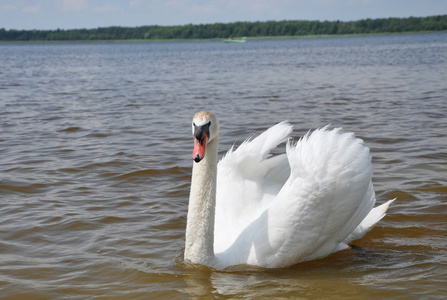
[183, 265, 369, 299]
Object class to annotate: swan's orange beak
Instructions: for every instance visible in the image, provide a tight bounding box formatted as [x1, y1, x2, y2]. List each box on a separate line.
[193, 133, 207, 163]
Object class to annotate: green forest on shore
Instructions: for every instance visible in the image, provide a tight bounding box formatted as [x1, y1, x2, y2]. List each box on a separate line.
[1, 15, 446, 42]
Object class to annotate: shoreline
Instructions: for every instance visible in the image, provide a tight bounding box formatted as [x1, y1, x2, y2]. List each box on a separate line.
[1, 30, 446, 44]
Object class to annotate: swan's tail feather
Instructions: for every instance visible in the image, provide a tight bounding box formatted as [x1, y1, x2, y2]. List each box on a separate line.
[344, 199, 395, 244]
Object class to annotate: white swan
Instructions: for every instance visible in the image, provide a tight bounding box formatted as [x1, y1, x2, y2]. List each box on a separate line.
[185, 111, 393, 269]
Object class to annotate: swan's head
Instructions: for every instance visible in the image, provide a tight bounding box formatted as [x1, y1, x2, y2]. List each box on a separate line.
[192, 111, 219, 163]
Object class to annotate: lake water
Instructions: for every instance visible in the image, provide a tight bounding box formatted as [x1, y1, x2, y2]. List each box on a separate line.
[1, 33, 446, 299]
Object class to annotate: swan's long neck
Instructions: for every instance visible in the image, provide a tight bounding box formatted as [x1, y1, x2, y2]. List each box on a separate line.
[185, 137, 218, 265]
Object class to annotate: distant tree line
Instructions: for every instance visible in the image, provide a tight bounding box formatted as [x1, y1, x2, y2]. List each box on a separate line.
[1, 15, 446, 41]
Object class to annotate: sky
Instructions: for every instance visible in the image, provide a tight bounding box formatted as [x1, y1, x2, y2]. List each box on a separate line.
[1, 0, 447, 30]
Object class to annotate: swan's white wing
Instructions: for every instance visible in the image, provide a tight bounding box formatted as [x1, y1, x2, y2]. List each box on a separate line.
[261, 127, 377, 267]
[214, 127, 381, 269]
[213, 126, 389, 269]
[214, 122, 292, 254]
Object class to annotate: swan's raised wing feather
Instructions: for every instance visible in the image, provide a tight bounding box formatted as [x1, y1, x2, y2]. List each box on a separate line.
[214, 126, 384, 269]
[262, 128, 376, 266]
[214, 122, 292, 253]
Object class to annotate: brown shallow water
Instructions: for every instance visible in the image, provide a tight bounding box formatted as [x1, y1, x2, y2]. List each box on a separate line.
[1, 33, 447, 299]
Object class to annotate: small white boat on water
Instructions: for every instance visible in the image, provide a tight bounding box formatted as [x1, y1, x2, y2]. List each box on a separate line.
[224, 37, 247, 43]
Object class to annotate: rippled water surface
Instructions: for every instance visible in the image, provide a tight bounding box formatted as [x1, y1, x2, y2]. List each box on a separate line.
[1, 33, 447, 299]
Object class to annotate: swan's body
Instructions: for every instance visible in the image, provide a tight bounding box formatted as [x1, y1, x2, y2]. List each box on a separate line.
[185, 111, 393, 269]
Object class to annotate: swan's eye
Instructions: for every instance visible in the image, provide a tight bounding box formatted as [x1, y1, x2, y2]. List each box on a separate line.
[193, 122, 196, 127]
[208, 121, 211, 126]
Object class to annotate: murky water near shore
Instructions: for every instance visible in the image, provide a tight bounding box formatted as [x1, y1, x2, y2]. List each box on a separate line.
[1, 33, 446, 299]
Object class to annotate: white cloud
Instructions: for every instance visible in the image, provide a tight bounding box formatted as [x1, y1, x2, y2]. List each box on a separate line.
[23, 3, 41, 13]
[91, 4, 120, 13]
[165, 0, 186, 9]
[130, 0, 143, 10]
[189, 3, 217, 14]
[1, 4, 17, 12]
[58, 0, 88, 12]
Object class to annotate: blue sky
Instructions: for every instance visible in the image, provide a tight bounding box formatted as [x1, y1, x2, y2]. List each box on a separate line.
[1, 0, 447, 30]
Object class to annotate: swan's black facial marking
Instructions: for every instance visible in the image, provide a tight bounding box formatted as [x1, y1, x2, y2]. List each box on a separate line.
[194, 121, 211, 145]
